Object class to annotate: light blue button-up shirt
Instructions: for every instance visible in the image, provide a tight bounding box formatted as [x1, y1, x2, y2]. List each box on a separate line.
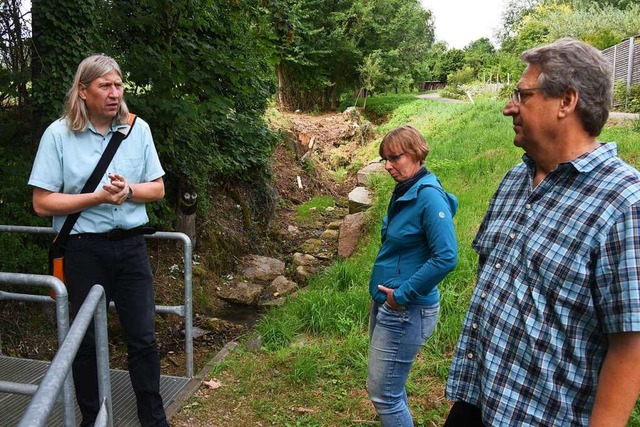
[28, 117, 164, 234]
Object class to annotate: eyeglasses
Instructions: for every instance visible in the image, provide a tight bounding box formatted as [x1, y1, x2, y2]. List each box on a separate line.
[380, 152, 405, 164]
[510, 86, 545, 104]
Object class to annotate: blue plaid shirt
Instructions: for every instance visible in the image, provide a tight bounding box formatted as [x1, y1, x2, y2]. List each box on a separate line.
[446, 143, 640, 425]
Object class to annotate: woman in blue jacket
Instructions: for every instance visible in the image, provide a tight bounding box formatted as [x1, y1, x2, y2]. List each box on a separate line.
[367, 125, 458, 426]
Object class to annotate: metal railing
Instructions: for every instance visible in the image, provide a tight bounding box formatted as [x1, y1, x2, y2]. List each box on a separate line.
[0, 272, 75, 427]
[0, 225, 194, 377]
[17, 284, 112, 427]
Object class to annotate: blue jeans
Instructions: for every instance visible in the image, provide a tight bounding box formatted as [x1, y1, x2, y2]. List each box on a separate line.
[65, 235, 167, 427]
[367, 301, 440, 427]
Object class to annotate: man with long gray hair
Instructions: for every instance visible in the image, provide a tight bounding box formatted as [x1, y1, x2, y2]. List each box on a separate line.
[445, 38, 640, 426]
[29, 54, 168, 426]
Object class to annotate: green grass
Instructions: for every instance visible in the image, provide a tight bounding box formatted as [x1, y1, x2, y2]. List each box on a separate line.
[295, 195, 336, 225]
[173, 95, 640, 426]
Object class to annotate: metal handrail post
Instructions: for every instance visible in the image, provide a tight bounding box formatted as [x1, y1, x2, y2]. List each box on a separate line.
[0, 272, 75, 427]
[94, 399, 109, 427]
[152, 231, 193, 377]
[17, 285, 112, 427]
[94, 287, 112, 426]
[0, 225, 194, 378]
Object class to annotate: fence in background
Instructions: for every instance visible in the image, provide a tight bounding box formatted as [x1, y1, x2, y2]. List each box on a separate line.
[602, 35, 640, 107]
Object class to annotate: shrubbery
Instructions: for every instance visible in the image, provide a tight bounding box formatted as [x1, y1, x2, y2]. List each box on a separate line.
[614, 82, 640, 114]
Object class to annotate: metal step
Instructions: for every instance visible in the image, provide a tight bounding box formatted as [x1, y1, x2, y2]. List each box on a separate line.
[0, 355, 192, 426]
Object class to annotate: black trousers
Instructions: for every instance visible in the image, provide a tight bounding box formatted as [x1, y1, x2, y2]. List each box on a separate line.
[444, 401, 486, 427]
[65, 235, 167, 427]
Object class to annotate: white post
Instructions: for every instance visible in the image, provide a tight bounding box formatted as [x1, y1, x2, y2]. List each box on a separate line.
[626, 37, 635, 109]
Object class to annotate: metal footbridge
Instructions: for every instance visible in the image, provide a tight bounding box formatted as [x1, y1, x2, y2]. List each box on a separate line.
[0, 225, 197, 426]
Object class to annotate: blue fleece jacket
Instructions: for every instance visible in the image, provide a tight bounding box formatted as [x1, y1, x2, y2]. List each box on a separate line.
[369, 172, 458, 306]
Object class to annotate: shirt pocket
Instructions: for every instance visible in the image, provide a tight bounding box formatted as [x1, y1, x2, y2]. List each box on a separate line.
[114, 157, 145, 183]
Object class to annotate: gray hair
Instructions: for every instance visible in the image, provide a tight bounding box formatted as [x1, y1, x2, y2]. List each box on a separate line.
[522, 37, 612, 136]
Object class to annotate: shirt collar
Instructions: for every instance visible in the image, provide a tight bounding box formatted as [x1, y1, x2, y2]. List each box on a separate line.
[522, 142, 618, 174]
[87, 118, 129, 135]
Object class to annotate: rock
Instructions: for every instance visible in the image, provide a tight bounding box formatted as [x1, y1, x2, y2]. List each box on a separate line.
[242, 254, 286, 282]
[299, 238, 324, 254]
[357, 160, 386, 186]
[292, 252, 319, 268]
[321, 229, 339, 241]
[199, 317, 237, 334]
[257, 297, 286, 307]
[244, 334, 262, 352]
[191, 326, 209, 339]
[327, 220, 342, 230]
[216, 280, 264, 305]
[264, 275, 298, 298]
[315, 250, 335, 260]
[348, 186, 372, 213]
[338, 212, 366, 258]
[295, 265, 318, 283]
[287, 225, 300, 235]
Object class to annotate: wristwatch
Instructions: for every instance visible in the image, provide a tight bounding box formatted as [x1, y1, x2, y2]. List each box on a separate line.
[126, 186, 133, 200]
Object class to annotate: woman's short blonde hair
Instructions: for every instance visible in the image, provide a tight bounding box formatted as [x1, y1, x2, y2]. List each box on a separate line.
[379, 125, 430, 164]
[64, 54, 129, 132]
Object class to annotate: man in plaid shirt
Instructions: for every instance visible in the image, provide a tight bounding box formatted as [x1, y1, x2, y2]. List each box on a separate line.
[445, 38, 640, 426]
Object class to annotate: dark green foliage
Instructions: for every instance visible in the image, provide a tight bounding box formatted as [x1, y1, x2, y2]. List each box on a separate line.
[429, 48, 465, 83]
[0, 0, 30, 109]
[269, 0, 435, 111]
[269, 0, 361, 111]
[30, 0, 104, 138]
[0, 109, 49, 273]
[104, 0, 277, 201]
[1, 0, 277, 271]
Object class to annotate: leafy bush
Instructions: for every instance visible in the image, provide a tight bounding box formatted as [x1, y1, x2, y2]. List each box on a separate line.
[447, 67, 476, 88]
[613, 82, 640, 113]
[0, 110, 50, 273]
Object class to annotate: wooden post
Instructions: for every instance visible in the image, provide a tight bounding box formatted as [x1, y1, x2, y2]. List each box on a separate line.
[176, 186, 198, 247]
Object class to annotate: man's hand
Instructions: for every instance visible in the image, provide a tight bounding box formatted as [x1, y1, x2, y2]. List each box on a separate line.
[103, 172, 129, 204]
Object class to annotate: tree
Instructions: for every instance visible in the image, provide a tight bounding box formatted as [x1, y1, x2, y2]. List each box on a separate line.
[350, 0, 434, 93]
[266, 0, 435, 111]
[31, 0, 103, 145]
[463, 38, 496, 78]
[0, 0, 30, 109]
[358, 51, 384, 107]
[265, 0, 361, 111]
[428, 47, 465, 82]
[103, 0, 277, 233]
[497, 0, 541, 49]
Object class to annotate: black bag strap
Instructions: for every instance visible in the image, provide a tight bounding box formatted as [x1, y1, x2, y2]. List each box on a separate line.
[53, 114, 137, 246]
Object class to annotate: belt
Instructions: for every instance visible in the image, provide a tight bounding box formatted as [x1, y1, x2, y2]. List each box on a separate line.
[69, 226, 156, 241]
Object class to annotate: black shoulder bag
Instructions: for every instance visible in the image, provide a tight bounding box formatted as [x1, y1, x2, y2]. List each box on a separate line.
[49, 114, 137, 291]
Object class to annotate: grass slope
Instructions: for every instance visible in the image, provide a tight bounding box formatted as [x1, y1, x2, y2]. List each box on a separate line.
[172, 95, 640, 427]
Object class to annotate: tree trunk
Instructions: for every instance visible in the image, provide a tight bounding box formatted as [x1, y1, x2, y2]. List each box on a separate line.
[276, 63, 286, 108]
[30, 0, 47, 148]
